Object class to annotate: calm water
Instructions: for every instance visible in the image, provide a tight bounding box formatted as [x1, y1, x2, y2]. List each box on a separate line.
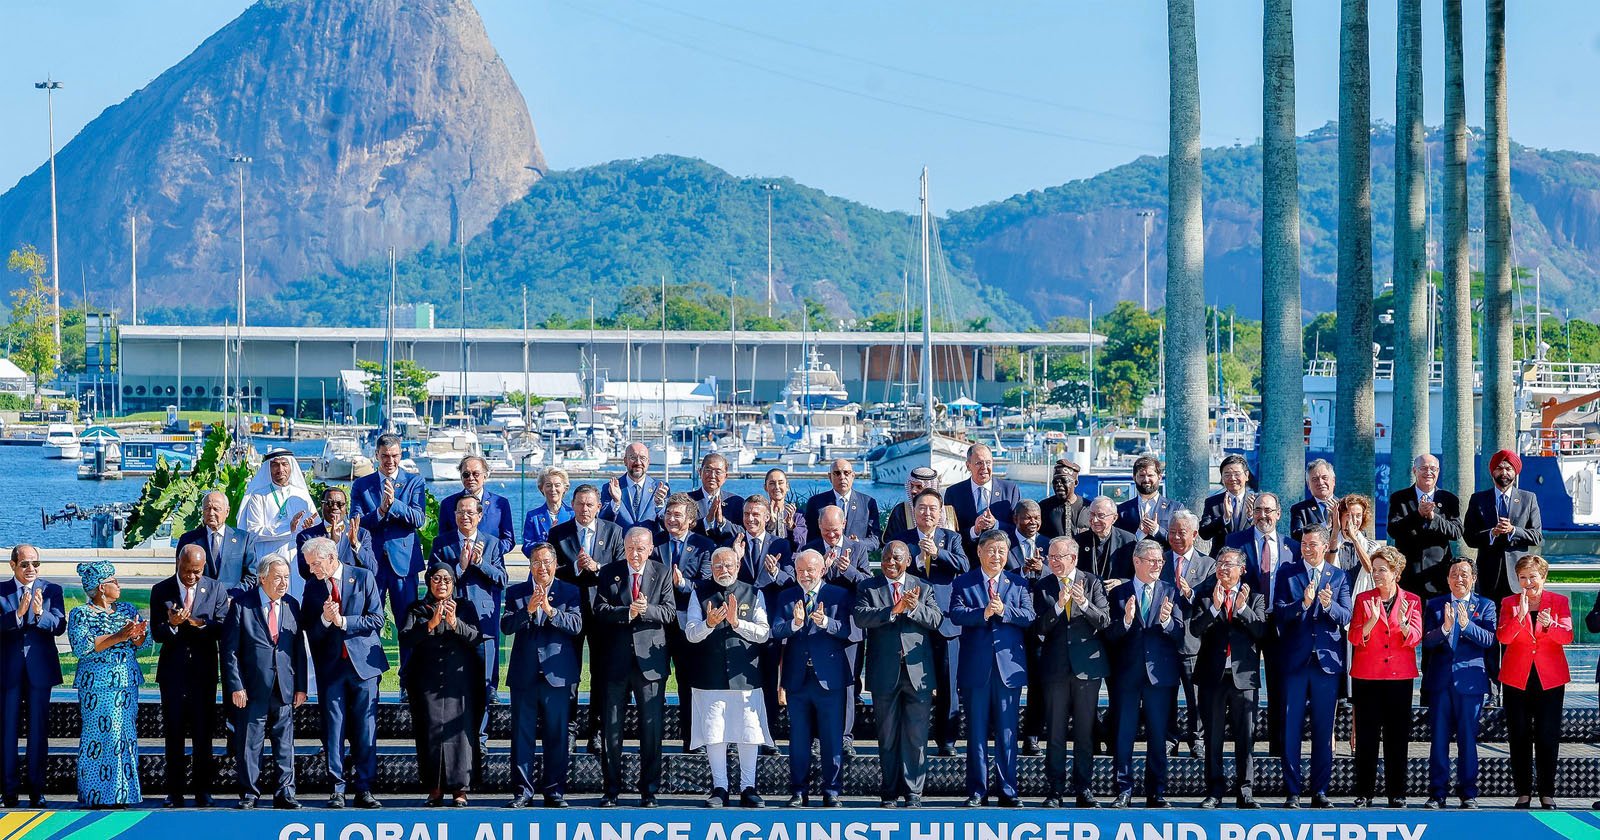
[9, 439, 1048, 548]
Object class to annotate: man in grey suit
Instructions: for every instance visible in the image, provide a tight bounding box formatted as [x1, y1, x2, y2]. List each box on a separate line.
[1163, 511, 1215, 758]
[1031, 536, 1110, 808]
[176, 491, 258, 592]
[853, 540, 943, 808]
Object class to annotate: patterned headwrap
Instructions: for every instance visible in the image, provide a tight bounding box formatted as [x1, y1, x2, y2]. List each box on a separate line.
[76, 560, 116, 594]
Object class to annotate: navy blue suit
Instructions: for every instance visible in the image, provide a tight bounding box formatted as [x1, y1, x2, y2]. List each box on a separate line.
[733, 526, 794, 725]
[891, 526, 970, 747]
[655, 529, 716, 743]
[803, 490, 883, 555]
[501, 578, 584, 798]
[949, 568, 1035, 799]
[350, 469, 428, 669]
[176, 525, 258, 591]
[221, 589, 309, 801]
[599, 472, 667, 534]
[439, 490, 516, 558]
[429, 532, 509, 750]
[295, 521, 377, 580]
[1422, 592, 1497, 800]
[1105, 578, 1185, 797]
[151, 574, 229, 800]
[1116, 494, 1185, 546]
[301, 564, 388, 795]
[1273, 561, 1353, 797]
[0, 577, 65, 801]
[947, 477, 1023, 556]
[772, 583, 854, 797]
[1289, 496, 1337, 542]
[689, 487, 745, 547]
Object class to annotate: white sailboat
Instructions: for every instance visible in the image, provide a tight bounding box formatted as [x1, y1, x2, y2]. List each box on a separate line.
[866, 168, 971, 486]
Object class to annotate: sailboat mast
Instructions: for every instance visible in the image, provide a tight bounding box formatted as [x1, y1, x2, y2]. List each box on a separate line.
[458, 220, 468, 414]
[522, 286, 530, 427]
[729, 270, 738, 449]
[920, 167, 935, 433]
[385, 247, 396, 432]
[660, 275, 670, 487]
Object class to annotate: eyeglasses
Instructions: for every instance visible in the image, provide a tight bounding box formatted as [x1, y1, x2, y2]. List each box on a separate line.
[14, 561, 40, 568]
[1256, 507, 1280, 515]
[324, 500, 347, 508]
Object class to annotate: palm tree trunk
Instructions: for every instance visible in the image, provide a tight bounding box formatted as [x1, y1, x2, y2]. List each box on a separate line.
[1164, 0, 1208, 511]
[1261, 0, 1304, 503]
[1442, 0, 1475, 496]
[1336, 0, 1376, 501]
[1481, 0, 1514, 458]
[1391, 0, 1429, 480]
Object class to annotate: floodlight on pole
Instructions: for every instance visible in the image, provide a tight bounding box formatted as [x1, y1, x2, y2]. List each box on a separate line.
[35, 79, 64, 366]
[762, 183, 781, 317]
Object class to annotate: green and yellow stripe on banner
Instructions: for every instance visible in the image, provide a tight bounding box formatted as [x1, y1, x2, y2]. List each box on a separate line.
[1532, 811, 1600, 839]
[0, 811, 147, 840]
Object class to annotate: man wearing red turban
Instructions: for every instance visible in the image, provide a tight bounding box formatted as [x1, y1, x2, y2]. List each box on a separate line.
[1464, 449, 1542, 603]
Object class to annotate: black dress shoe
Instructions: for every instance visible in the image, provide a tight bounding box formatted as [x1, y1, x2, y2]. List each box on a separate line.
[545, 795, 569, 809]
[1513, 798, 1532, 809]
[597, 796, 618, 808]
[163, 797, 185, 809]
[274, 793, 302, 810]
[1424, 798, 1443, 810]
[27, 797, 46, 809]
[588, 735, 604, 754]
[1076, 794, 1101, 809]
[998, 795, 1020, 808]
[195, 795, 217, 809]
[760, 744, 781, 756]
[904, 794, 922, 809]
[822, 794, 842, 808]
[640, 795, 658, 808]
[707, 788, 728, 808]
[1237, 796, 1260, 809]
[1111, 793, 1131, 809]
[507, 795, 531, 809]
[1042, 796, 1062, 808]
[1, 796, 18, 808]
[355, 792, 382, 809]
[1198, 797, 1219, 809]
[1388, 797, 1406, 809]
[1352, 797, 1370, 808]
[1283, 796, 1301, 809]
[964, 795, 984, 807]
[880, 798, 898, 808]
[1311, 795, 1334, 809]
[741, 788, 764, 808]
[1147, 797, 1170, 808]
[328, 793, 346, 809]
[238, 797, 257, 810]
[1540, 799, 1558, 810]
[937, 743, 956, 757]
[785, 794, 806, 808]
[1189, 739, 1205, 757]
[843, 740, 856, 759]
[1461, 799, 1479, 810]
[1022, 739, 1042, 756]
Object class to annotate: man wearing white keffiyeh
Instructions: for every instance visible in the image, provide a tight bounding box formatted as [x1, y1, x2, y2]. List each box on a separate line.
[239, 449, 317, 598]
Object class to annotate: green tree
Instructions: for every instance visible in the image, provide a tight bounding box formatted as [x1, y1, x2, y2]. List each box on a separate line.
[356, 358, 434, 410]
[7, 246, 60, 408]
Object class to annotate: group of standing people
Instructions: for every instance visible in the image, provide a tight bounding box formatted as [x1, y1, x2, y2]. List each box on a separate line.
[0, 434, 1587, 811]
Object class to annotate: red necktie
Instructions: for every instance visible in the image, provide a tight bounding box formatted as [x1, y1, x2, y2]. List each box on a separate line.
[892, 581, 902, 603]
[631, 573, 641, 601]
[267, 600, 280, 643]
[330, 580, 348, 658]
[988, 577, 998, 600]
[1223, 589, 1234, 657]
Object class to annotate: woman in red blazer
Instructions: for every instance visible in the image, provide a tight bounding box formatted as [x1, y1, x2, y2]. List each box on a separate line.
[1496, 555, 1573, 810]
[1349, 546, 1423, 807]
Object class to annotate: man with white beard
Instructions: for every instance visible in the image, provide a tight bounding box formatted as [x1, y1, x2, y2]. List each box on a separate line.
[684, 547, 772, 808]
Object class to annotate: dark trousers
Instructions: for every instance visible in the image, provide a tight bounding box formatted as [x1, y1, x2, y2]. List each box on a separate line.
[159, 678, 217, 799]
[567, 631, 602, 741]
[1021, 643, 1045, 744]
[511, 681, 571, 797]
[962, 677, 1021, 798]
[1043, 675, 1101, 796]
[318, 662, 379, 794]
[930, 634, 961, 746]
[1168, 654, 1201, 749]
[760, 643, 783, 728]
[843, 641, 862, 744]
[234, 691, 296, 799]
[1113, 681, 1174, 797]
[472, 631, 499, 753]
[1427, 686, 1484, 800]
[871, 678, 931, 799]
[378, 570, 420, 674]
[666, 624, 694, 747]
[786, 674, 845, 796]
[600, 669, 664, 797]
[1202, 675, 1256, 798]
[1352, 677, 1413, 799]
[1, 682, 50, 799]
[1262, 639, 1286, 755]
[1282, 666, 1339, 796]
[1504, 668, 1564, 798]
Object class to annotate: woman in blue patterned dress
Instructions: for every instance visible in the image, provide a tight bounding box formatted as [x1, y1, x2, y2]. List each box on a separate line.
[67, 560, 150, 809]
[520, 466, 573, 555]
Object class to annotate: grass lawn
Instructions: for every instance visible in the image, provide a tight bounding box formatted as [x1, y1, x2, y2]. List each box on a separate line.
[105, 410, 229, 424]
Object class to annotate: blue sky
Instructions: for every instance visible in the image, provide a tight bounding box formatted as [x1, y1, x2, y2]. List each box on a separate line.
[1, 0, 1596, 213]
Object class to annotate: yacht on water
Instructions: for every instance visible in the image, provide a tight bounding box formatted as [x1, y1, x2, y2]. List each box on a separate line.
[388, 396, 425, 439]
[488, 404, 527, 433]
[413, 414, 483, 482]
[313, 435, 371, 480]
[768, 348, 863, 450]
[43, 423, 81, 460]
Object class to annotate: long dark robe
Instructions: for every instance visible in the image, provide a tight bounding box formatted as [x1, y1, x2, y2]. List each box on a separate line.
[400, 597, 485, 793]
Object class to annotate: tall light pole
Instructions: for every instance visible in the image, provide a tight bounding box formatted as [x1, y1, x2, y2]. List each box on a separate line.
[228, 155, 252, 328]
[35, 79, 64, 365]
[1137, 209, 1156, 312]
[762, 183, 781, 317]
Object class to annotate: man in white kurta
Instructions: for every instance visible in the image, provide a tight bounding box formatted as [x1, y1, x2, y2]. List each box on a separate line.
[684, 547, 772, 808]
[238, 449, 317, 597]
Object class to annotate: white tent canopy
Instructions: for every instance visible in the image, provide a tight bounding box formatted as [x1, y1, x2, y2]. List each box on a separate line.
[341, 369, 583, 415]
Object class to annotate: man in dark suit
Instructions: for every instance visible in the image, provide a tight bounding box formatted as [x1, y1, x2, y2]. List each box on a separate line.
[1077, 496, 1137, 584]
[1198, 454, 1255, 552]
[1040, 459, 1091, 539]
[429, 495, 509, 760]
[890, 488, 970, 754]
[1388, 454, 1464, 599]
[1423, 559, 1497, 810]
[853, 540, 943, 808]
[884, 467, 959, 535]
[770, 549, 854, 808]
[301, 537, 388, 809]
[656, 492, 718, 749]
[152, 545, 230, 808]
[548, 484, 623, 749]
[220, 556, 308, 810]
[1, 544, 65, 808]
[803, 503, 873, 755]
[689, 452, 745, 547]
[601, 441, 670, 535]
[175, 490, 257, 591]
[1190, 547, 1268, 809]
[295, 486, 376, 580]
[1005, 498, 1050, 754]
[1289, 459, 1338, 541]
[1162, 511, 1215, 758]
[502, 543, 584, 809]
[439, 455, 515, 556]
[350, 433, 428, 671]
[1273, 524, 1352, 808]
[732, 493, 794, 743]
[1463, 449, 1543, 604]
[950, 529, 1036, 807]
[1116, 456, 1185, 545]
[1031, 536, 1110, 808]
[1225, 491, 1298, 755]
[592, 527, 676, 807]
[803, 458, 882, 554]
[946, 443, 1022, 559]
[1105, 539, 1185, 808]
